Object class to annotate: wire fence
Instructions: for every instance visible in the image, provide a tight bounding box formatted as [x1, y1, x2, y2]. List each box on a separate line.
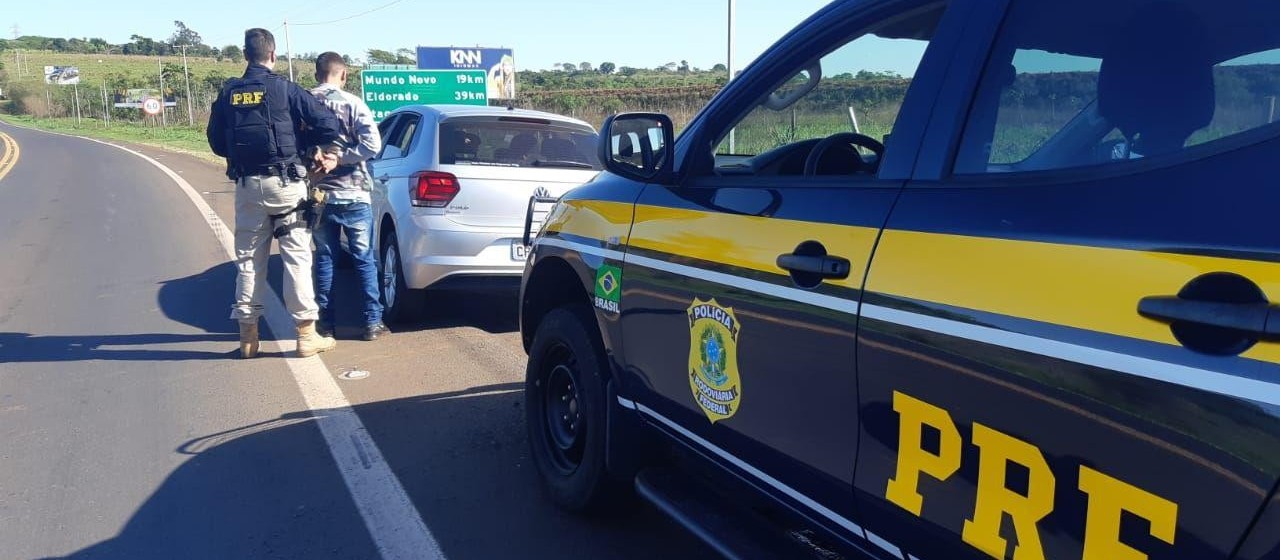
[7, 72, 723, 133]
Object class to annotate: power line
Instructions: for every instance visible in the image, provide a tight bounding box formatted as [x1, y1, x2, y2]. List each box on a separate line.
[268, 0, 319, 24]
[291, 0, 409, 26]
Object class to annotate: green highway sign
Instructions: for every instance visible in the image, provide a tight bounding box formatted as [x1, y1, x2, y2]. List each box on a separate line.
[362, 69, 488, 121]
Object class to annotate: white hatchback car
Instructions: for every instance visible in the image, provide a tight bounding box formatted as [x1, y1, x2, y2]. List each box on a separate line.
[370, 105, 601, 322]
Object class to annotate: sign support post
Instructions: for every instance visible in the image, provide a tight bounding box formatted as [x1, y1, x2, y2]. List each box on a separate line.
[157, 58, 167, 127]
[73, 82, 81, 126]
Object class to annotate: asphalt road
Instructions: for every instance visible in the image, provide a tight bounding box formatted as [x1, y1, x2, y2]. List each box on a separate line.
[0, 122, 709, 560]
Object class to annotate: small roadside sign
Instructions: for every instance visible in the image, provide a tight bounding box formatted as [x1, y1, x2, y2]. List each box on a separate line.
[142, 97, 162, 116]
[361, 69, 487, 122]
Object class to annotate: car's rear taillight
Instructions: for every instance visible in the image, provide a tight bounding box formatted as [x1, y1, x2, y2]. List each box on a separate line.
[411, 171, 460, 208]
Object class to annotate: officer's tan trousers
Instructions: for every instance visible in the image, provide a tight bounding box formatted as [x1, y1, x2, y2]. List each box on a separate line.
[230, 174, 319, 323]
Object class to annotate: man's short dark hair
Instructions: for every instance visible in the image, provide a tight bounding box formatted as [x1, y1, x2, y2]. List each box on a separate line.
[244, 28, 275, 64]
[315, 52, 346, 77]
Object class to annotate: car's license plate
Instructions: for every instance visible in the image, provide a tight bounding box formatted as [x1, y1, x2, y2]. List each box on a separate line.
[511, 241, 528, 261]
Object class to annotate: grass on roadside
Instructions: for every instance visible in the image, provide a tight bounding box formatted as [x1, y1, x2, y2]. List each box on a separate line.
[0, 115, 221, 164]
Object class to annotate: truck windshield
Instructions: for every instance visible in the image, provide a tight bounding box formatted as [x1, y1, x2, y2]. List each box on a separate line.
[439, 117, 602, 170]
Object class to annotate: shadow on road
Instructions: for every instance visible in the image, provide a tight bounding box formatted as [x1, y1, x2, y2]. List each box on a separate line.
[0, 261, 257, 363]
[154, 248, 521, 342]
[0, 332, 237, 362]
[43, 387, 705, 560]
[325, 271, 522, 338]
[156, 261, 239, 335]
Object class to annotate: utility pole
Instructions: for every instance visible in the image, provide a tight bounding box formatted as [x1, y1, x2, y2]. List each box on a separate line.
[158, 57, 167, 127]
[726, 0, 736, 154]
[73, 82, 81, 125]
[102, 81, 110, 126]
[180, 44, 194, 126]
[283, 19, 295, 81]
[10, 25, 18, 78]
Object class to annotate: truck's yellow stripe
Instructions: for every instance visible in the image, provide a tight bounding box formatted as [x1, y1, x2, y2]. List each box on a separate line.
[866, 229, 1280, 364]
[543, 199, 634, 245]
[549, 199, 1280, 363]
[629, 204, 880, 290]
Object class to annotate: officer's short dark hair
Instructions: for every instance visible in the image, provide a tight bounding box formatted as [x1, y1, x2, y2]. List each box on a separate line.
[244, 28, 276, 64]
[315, 52, 346, 77]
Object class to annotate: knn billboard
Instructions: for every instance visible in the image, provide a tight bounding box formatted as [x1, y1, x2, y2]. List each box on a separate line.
[417, 47, 515, 100]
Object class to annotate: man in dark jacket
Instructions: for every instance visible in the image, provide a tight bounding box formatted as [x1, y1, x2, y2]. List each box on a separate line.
[207, 27, 340, 359]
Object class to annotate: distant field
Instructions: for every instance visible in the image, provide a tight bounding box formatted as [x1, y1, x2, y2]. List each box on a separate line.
[5, 51, 244, 86]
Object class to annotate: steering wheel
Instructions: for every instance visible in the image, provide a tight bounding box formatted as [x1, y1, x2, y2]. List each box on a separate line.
[802, 132, 886, 176]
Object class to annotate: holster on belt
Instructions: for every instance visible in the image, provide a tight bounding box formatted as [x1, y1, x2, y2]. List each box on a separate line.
[268, 185, 326, 239]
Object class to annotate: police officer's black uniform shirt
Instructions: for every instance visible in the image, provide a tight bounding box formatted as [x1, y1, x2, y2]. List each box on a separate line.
[207, 64, 340, 173]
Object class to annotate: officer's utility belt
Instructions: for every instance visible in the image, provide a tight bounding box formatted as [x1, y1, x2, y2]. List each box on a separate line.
[235, 161, 306, 181]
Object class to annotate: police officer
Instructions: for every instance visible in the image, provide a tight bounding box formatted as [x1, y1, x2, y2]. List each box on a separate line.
[207, 28, 341, 359]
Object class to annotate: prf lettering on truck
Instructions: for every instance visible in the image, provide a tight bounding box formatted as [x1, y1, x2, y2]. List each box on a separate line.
[885, 391, 1179, 560]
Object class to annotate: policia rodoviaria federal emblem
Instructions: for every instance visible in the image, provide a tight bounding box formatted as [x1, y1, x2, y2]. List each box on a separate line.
[687, 298, 742, 423]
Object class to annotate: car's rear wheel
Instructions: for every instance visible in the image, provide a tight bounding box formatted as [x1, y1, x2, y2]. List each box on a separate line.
[526, 305, 618, 511]
[380, 230, 422, 324]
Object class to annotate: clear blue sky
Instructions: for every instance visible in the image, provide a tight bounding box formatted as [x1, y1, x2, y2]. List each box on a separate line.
[2, 0, 937, 75]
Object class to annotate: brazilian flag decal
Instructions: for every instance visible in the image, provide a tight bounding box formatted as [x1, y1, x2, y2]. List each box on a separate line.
[593, 264, 622, 313]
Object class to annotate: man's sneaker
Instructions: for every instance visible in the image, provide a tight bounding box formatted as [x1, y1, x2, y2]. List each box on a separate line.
[363, 322, 390, 341]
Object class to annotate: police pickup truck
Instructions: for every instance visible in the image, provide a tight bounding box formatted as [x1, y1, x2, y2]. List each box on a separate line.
[519, 0, 1280, 558]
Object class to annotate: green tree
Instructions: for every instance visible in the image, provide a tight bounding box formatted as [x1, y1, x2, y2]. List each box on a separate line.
[366, 49, 398, 65]
[711, 63, 727, 72]
[561, 63, 577, 72]
[367, 48, 413, 65]
[599, 62, 616, 74]
[170, 21, 203, 48]
[221, 45, 242, 61]
[855, 69, 903, 80]
[579, 61, 593, 72]
[161, 62, 185, 89]
[601, 97, 624, 114]
[202, 71, 230, 92]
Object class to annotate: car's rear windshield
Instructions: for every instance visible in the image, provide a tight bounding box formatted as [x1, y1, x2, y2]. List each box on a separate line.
[439, 116, 602, 170]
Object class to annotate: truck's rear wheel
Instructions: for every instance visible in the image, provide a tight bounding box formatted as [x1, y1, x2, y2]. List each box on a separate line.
[526, 305, 617, 511]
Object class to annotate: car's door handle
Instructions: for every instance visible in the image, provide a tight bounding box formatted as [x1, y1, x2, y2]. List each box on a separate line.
[376, 174, 390, 182]
[1137, 296, 1280, 337]
[776, 253, 850, 280]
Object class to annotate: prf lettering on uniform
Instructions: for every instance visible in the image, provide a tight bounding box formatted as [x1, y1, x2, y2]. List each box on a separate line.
[885, 391, 1179, 560]
[231, 91, 264, 106]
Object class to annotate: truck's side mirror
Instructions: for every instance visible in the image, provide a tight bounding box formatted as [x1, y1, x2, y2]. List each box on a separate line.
[599, 112, 674, 183]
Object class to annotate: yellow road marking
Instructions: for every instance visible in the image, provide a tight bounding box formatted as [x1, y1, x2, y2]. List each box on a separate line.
[0, 131, 20, 183]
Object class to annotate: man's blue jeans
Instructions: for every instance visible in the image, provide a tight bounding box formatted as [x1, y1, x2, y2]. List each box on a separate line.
[314, 201, 383, 329]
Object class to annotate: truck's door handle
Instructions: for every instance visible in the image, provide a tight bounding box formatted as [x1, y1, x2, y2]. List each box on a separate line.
[376, 174, 390, 182]
[776, 253, 850, 280]
[1137, 296, 1280, 337]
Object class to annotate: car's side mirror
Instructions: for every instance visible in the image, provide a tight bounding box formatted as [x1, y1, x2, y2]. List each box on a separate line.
[599, 112, 674, 183]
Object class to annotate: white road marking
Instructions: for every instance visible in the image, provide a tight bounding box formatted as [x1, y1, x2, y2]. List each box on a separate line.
[16, 126, 446, 560]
